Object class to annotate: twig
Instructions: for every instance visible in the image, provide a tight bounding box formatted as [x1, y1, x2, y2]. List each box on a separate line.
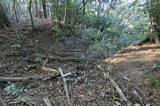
[123, 76, 144, 105]
[43, 57, 48, 67]
[53, 52, 74, 57]
[103, 72, 133, 106]
[0, 34, 8, 39]
[0, 95, 6, 106]
[132, 89, 144, 105]
[0, 72, 60, 82]
[33, 65, 58, 72]
[48, 56, 82, 62]
[59, 68, 72, 106]
[43, 97, 52, 106]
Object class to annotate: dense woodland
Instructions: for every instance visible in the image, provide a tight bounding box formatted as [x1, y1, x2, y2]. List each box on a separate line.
[0, 0, 160, 106]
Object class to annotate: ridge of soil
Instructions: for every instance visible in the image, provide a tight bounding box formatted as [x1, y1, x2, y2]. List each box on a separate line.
[0, 24, 160, 106]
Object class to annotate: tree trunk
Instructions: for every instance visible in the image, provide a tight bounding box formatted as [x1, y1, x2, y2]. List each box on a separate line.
[64, 0, 67, 24]
[82, 0, 86, 16]
[13, 0, 19, 22]
[42, 0, 47, 18]
[28, 0, 34, 28]
[148, 0, 160, 44]
[0, 3, 10, 27]
[35, 0, 38, 17]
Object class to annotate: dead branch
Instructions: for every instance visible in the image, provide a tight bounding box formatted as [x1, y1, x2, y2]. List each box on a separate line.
[59, 68, 72, 106]
[0, 72, 60, 82]
[132, 89, 144, 105]
[48, 56, 82, 62]
[103, 72, 133, 106]
[33, 55, 83, 62]
[31, 64, 58, 72]
[0, 34, 8, 39]
[40, 66, 57, 72]
[43, 97, 52, 106]
[0, 95, 6, 106]
[123, 76, 144, 105]
[54, 52, 74, 57]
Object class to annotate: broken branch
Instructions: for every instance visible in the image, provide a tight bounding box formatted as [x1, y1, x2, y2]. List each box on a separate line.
[0, 95, 6, 106]
[0, 73, 60, 82]
[43, 97, 52, 106]
[59, 68, 72, 106]
[31, 64, 58, 72]
[33, 54, 83, 62]
[48, 56, 82, 62]
[104, 72, 133, 106]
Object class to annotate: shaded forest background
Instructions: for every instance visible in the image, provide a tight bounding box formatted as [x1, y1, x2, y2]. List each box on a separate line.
[1, 0, 160, 55]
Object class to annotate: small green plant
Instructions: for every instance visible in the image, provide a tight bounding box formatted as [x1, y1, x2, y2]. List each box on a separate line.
[34, 56, 44, 63]
[152, 62, 160, 69]
[33, 56, 47, 64]
[11, 44, 21, 49]
[11, 44, 22, 56]
[146, 76, 160, 89]
[4, 83, 30, 103]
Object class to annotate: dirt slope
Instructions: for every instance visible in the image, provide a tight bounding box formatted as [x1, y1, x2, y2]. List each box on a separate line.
[105, 44, 160, 81]
[1, 24, 160, 106]
[103, 44, 160, 105]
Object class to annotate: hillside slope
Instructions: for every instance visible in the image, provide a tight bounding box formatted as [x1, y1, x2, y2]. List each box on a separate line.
[102, 44, 160, 105]
[1, 25, 160, 106]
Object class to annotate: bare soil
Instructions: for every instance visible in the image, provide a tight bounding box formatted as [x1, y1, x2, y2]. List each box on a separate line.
[0, 24, 160, 106]
[104, 44, 160, 106]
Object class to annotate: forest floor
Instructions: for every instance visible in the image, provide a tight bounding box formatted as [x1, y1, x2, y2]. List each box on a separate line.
[0, 23, 160, 106]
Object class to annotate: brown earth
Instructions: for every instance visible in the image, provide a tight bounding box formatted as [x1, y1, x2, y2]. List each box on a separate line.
[0, 24, 160, 106]
[103, 44, 160, 106]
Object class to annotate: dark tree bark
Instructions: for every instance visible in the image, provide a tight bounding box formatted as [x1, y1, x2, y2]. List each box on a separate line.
[13, 0, 19, 22]
[42, 0, 47, 18]
[28, 0, 34, 28]
[0, 3, 10, 28]
[35, 0, 38, 17]
[64, 0, 71, 25]
[82, 0, 86, 16]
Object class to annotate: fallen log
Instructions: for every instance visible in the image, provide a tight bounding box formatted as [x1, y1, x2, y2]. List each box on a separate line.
[0, 72, 60, 82]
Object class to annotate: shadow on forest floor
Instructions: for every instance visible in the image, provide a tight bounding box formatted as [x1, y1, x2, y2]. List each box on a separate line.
[1, 24, 160, 106]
